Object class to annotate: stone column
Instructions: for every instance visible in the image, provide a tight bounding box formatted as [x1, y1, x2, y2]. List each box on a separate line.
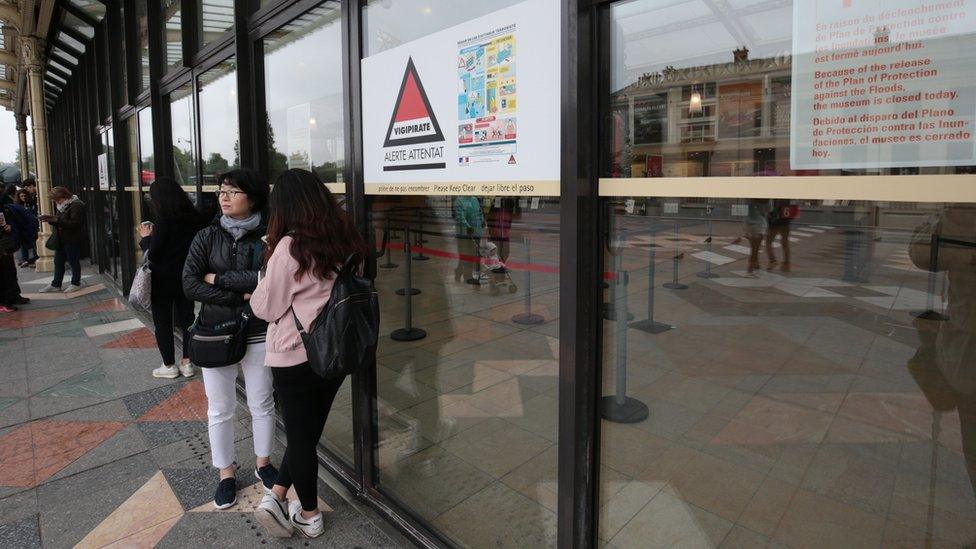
[14, 113, 28, 179]
[21, 36, 54, 272]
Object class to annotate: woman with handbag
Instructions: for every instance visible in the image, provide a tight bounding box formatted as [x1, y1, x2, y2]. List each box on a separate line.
[182, 169, 278, 510]
[38, 186, 86, 293]
[249, 169, 369, 539]
[138, 177, 208, 379]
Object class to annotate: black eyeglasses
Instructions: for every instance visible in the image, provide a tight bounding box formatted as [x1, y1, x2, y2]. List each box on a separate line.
[215, 190, 246, 199]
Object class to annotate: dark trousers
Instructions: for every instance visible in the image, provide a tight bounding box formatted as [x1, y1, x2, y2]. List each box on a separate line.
[151, 293, 194, 366]
[0, 253, 21, 304]
[20, 244, 37, 263]
[272, 363, 344, 512]
[52, 243, 82, 287]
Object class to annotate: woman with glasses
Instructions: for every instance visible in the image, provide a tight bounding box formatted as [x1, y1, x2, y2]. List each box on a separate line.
[182, 169, 279, 510]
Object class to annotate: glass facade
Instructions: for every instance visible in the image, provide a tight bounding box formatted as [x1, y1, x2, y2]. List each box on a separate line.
[43, 0, 976, 546]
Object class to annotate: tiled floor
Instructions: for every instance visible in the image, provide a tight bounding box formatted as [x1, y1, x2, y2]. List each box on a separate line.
[365, 211, 976, 548]
[0, 265, 406, 548]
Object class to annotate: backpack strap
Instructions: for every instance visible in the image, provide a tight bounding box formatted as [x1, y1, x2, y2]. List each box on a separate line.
[291, 307, 306, 335]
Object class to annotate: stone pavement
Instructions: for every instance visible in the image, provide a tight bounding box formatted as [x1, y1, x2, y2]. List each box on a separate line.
[0, 264, 409, 548]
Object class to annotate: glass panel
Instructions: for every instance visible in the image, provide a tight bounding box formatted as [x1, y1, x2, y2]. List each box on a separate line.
[138, 106, 155, 215]
[70, 0, 106, 21]
[136, 0, 150, 91]
[119, 3, 128, 103]
[199, 0, 234, 50]
[600, 1, 976, 547]
[169, 82, 197, 202]
[103, 129, 122, 281]
[127, 117, 144, 268]
[62, 11, 95, 39]
[262, 3, 344, 188]
[51, 45, 78, 66]
[364, 2, 559, 546]
[58, 32, 86, 54]
[164, 0, 183, 72]
[198, 57, 239, 215]
[50, 59, 72, 76]
[362, 0, 524, 56]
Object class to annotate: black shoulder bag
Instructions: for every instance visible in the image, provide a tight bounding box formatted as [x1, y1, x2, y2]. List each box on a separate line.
[188, 240, 263, 368]
[291, 254, 379, 380]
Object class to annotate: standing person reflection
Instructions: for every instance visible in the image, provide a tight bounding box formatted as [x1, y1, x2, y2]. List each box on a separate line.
[744, 199, 769, 275]
[909, 205, 976, 511]
[453, 196, 484, 282]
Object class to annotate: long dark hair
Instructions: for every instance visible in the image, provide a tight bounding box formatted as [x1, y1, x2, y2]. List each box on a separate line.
[149, 177, 198, 222]
[265, 169, 368, 281]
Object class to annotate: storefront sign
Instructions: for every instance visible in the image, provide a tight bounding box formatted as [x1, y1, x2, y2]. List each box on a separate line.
[362, 0, 559, 195]
[791, 0, 976, 169]
[97, 153, 109, 190]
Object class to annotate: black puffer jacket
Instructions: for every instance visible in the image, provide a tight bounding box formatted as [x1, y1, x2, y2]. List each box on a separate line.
[182, 215, 268, 338]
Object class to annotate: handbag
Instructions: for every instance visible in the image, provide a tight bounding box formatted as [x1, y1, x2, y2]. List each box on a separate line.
[45, 231, 59, 251]
[291, 254, 379, 380]
[128, 253, 153, 312]
[188, 309, 251, 368]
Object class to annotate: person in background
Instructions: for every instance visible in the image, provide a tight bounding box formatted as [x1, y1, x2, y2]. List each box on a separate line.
[182, 168, 278, 510]
[22, 179, 37, 212]
[744, 198, 769, 275]
[766, 199, 792, 272]
[13, 190, 38, 267]
[453, 196, 484, 281]
[0, 183, 15, 206]
[139, 177, 209, 379]
[250, 168, 370, 539]
[0, 202, 29, 311]
[38, 187, 86, 293]
[16, 189, 37, 216]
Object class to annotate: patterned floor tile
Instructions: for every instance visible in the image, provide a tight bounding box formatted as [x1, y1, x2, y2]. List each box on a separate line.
[75, 471, 182, 548]
[0, 515, 40, 549]
[0, 310, 70, 330]
[0, 420, 126, 488]
[139, 380, 208, 422]
[137, 421, 209, 448]
[100, 327, 158, 349]
[37, 368, 117, 399]
[81, 298, 130, 313]
[122, 383, 184, 419]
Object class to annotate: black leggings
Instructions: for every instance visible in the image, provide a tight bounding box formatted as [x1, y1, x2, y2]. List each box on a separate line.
[272, 363, 344, 512]
[151, 293, 194, 366]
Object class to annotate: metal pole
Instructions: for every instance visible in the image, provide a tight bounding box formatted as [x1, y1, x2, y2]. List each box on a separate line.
[396, 229, 420, 296]
[913, 233, 948, 321]
[391, 232, 427, 341]
[664, 221, 688, 290]
[378, 211, 398, 269]
[513, 235, 544, 325]
[414, 210, 429, 260]
[630, 225, 673, 334]
[697, 217, 718, 279]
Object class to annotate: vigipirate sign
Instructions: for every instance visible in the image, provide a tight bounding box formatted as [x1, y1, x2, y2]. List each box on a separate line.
[382, 57, 446, 171]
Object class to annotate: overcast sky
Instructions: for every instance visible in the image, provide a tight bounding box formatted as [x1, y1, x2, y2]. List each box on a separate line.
[0, 110, 25, 166]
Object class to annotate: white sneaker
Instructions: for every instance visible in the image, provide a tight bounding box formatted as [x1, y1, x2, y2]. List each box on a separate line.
[179, 362, 195, 378]
[255, 494, 293, 538]
[289, 499, 324, 538]
[63, 284, 83, 293]
[38, 285, 62, 293]
[152, 364, 180, 379]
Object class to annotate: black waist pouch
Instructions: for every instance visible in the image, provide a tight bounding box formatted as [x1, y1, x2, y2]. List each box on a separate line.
[188, 311, 250, 368]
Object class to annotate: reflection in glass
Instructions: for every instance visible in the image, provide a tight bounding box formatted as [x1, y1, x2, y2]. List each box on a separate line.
[127, 118, 144, 267]
[136, 0, 149, 91]
[164, 0, 183, 72]
[262, 2, 343, 187]
[198, 0, 234, 50]
[198, 58, 239, 214]
[169, 83, 197, 201]
[138, 107, 155, 220]
[600, 1, 976, 546]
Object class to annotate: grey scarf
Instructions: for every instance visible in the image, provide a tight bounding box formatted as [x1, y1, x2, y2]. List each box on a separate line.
[220, 213, 261, 240]
[56, 195, 81, 212]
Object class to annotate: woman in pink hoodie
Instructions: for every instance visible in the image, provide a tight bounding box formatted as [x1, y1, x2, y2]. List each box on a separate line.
[249, 169, 369, 539]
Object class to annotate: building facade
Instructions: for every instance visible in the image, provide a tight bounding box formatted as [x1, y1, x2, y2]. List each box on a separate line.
[16, 0, 976, 547]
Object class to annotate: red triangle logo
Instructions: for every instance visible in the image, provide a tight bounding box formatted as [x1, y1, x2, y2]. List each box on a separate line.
[384, 57, 445, 148]
[508, 155, 517, 164]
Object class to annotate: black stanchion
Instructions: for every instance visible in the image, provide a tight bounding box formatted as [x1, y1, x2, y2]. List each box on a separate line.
[378, 212, 398, 270]
[396, 231, 421, 296]
[697, 217, 719, 279]
[631, 226, 674, 334]
[663, 222, 688, 290]
[391, 234, 427, 342]
[601, 235, 649, 424]
[512, 236, 545, 325]
[912, 233, 948, 321]
[413, 211, 430, 261]
[602, 227, 634, 321]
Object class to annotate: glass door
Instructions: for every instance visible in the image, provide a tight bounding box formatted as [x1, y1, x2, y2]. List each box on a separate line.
[597, 1, 976, 547]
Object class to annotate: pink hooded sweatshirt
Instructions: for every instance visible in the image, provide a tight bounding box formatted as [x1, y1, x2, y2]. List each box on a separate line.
[250, 236, 336, 367]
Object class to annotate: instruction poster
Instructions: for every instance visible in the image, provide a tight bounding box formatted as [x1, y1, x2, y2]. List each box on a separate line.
[791, 0, 976, 169]
[361, 0, 559, 196]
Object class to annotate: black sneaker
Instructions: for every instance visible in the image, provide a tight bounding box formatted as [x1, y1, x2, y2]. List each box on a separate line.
[255, 463, 279, 493]
[12, 296, 29, 305]
[213, 477, 237, 510]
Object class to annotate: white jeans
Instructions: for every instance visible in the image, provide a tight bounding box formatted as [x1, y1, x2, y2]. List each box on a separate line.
[201, 342, 275, 469]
